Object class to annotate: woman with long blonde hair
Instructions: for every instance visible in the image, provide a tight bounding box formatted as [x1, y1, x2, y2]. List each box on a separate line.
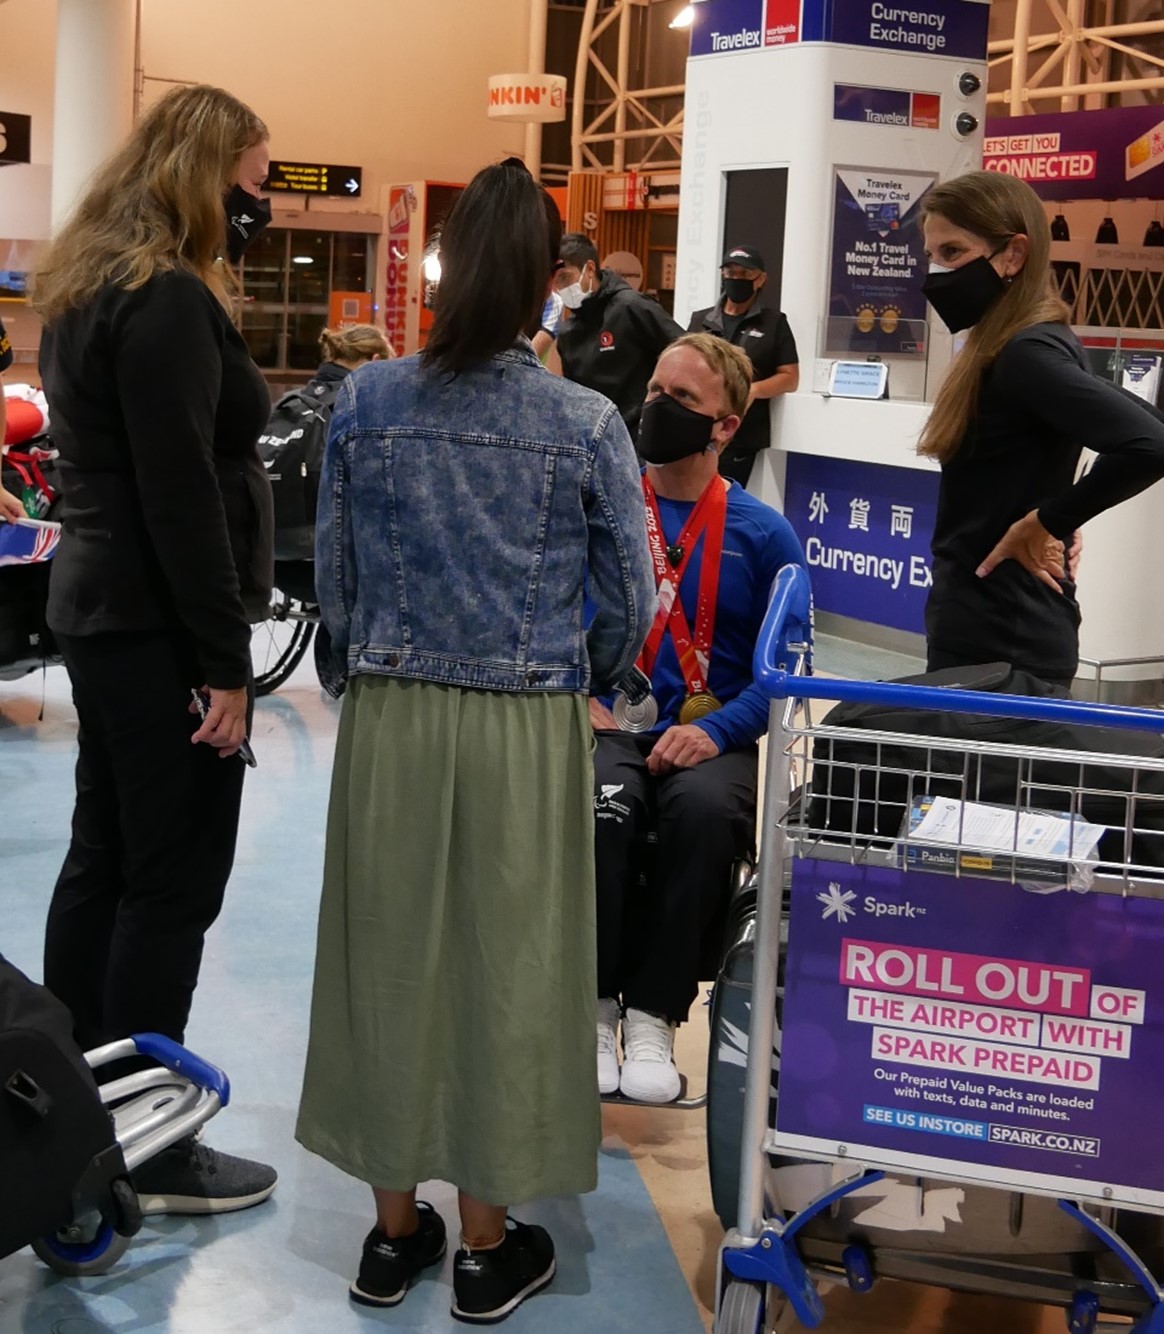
[33, 84, 277, 1213]
[919, 170, 1164, 684]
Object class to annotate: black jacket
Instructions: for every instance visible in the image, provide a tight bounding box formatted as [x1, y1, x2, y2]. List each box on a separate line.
[39, 270, 274, 690]
[556, 270, 682, 433]
[927, 322, 1164, 683]
[688, 299, 798, 456]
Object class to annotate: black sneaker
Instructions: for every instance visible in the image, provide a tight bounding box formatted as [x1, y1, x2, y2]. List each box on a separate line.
[350, 1203, 447, 1308]
[452, 1219, 556, 1324]
[131, 1135, 277, 1215]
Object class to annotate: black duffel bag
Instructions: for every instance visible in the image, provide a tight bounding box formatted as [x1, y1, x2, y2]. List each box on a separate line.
[0, 956, 133, 1261]
[807, 662, 1164, 869]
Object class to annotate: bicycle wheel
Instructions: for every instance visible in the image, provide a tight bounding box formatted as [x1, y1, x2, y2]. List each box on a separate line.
[251, 589, 316, 696]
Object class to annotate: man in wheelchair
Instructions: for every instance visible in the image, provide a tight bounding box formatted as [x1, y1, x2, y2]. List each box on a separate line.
[589, 333, 806, 1102]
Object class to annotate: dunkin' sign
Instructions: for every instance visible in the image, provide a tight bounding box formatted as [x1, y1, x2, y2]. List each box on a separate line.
[487, 74, 567, 123]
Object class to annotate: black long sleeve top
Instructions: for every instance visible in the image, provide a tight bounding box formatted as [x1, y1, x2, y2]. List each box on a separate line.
[927, 322, 1164, 682]
[40, 269, 274, 689]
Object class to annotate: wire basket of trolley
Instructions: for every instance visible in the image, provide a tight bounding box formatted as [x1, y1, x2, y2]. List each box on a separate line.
[711, 562, 1164, 1334]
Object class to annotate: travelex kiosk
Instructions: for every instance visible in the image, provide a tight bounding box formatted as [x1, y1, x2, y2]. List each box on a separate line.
[674, 0, 1160, 698]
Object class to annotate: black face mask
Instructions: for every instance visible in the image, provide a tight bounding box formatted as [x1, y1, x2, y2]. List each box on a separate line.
[223, 185, 272, 264]
[921, 256, 1007, 334]
[637, 392, 719, 466]
[722, 276, 756, 304]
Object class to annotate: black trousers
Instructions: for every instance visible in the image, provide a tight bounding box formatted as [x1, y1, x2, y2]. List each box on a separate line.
[43, 631, 249, 1051]
[594, 732, 757, 1023]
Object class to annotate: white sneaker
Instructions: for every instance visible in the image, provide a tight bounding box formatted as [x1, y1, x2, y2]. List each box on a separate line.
[619, 1008, 681, 1103]
[597, 997, 621, 1095]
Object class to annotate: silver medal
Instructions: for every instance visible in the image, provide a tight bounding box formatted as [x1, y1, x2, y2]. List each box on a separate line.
[613, 691, 659, 733]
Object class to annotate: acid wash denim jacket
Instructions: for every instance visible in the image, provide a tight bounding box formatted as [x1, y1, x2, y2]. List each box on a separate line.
[315, 340, 655, 698]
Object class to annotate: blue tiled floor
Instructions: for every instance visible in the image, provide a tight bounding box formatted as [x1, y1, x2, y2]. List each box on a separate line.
[0, 658, 705, 1334]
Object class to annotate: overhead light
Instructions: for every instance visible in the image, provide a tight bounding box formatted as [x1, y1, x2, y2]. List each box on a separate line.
[1096, 216, 1119, 244]
[670, 4, 695, 28]
[422, 252, 442, 283]
[292, 255, 314, 265]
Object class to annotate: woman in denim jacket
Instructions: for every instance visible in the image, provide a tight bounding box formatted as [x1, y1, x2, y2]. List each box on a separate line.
[296, 161, 655, 1324]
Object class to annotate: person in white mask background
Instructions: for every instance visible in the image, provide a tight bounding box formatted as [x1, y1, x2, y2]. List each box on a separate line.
[918, 170, 1164, 687]
[553, 233, 682, 434]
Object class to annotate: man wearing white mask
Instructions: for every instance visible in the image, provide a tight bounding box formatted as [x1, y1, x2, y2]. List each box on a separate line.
[554, 233, 682, 434]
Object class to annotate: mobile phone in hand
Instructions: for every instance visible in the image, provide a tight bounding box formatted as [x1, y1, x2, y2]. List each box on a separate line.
[191, 690, 258, 768]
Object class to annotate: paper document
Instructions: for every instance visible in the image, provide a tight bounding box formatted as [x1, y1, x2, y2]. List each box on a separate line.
[909, 795, 1107, 862]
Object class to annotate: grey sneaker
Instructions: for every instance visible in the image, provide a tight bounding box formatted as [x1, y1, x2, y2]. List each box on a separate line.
[131, 1135, 277, 1215]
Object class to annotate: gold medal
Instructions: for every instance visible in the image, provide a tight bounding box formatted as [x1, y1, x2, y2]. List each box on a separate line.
[679, 691, 722, 725]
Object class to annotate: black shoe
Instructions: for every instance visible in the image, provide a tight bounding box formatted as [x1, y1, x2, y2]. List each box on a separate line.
[350, 1203, 447, 1308]
[131, 1135, 277, 1215]
[452, 1219, 556, 1324]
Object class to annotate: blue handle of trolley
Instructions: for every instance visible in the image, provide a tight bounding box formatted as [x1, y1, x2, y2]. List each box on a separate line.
[131, 1033, 232, 1106]
[754, 563, 1164, 735]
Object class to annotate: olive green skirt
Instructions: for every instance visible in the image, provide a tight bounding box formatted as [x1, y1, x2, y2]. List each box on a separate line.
[295, 675, 599, 1205]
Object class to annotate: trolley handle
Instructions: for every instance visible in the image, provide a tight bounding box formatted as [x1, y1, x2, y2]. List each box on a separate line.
[753, 564, 1164, 735]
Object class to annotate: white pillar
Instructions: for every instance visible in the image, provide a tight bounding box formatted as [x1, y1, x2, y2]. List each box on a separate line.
[524, 0, 549, 181]
[51, 0, 135, 230]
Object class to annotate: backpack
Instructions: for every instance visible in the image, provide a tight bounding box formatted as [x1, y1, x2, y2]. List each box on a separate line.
[256, 380, 340, 562]
[0, 439, 63, 678]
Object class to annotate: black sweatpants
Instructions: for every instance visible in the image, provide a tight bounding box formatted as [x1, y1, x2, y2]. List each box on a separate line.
[594, 732, 757, 1024]
[43, 630, 250, 1051]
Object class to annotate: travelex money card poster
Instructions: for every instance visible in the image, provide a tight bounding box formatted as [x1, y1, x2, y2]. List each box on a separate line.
[827, 168, 934, 359]
[774, 860, 1164, 1209]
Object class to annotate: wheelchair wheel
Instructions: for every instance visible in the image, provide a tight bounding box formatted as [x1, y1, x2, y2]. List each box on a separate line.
[32, 1215, 132, 1276]
[252, 589, 316, 696]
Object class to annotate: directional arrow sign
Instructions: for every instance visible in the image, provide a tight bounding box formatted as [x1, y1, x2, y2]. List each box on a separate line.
[266, 160, 363, 199]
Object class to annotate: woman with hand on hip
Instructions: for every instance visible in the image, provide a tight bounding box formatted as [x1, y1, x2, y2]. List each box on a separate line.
[919, 170, 1164, 686]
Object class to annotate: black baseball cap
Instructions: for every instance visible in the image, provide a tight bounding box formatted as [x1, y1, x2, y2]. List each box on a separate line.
[721, 245, 765, 271]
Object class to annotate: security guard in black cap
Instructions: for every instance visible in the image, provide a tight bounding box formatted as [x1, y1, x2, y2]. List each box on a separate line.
[688, 245, 799, 488]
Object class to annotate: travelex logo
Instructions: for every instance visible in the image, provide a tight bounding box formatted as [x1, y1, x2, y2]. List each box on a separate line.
[709, 26, 762, 52]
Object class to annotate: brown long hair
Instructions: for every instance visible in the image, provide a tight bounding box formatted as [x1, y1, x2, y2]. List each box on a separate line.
[32, 85, 267, 322]
[918, 171, 1068, 463]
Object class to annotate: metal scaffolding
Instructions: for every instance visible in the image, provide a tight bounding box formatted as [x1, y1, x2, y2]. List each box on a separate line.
[988, 0, 1164, 113]
[570, 0, 686, 173]
[567, 0, 1164, 172]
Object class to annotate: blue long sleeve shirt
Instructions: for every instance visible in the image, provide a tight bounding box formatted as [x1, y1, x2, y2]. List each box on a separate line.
[601, 479, 807, 753]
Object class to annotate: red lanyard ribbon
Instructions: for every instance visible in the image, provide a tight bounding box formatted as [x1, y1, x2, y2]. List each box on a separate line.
[640, 475, 727, 692]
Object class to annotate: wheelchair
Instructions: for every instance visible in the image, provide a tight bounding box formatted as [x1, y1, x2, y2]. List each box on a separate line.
[599, 806, 755, 1113]
[250, 558, 320, 696]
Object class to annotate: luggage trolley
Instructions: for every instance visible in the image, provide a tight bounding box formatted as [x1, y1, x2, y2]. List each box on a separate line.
[715, 563, 1164, 1333]
[28, 1035, 230, 1276]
